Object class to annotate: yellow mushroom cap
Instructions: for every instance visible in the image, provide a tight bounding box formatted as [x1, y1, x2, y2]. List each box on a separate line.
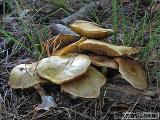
[36, 54, 91, 84]
[61, 66, 106, 98]
[70, 20, 114, 39]
[90, 55, 118, 69]
[58, 37, 87, 56]
[9, 63, 46, 89]
[51, 47, 65, 56]
[79, 39, 138, 57]
[114, 57, 147, 90]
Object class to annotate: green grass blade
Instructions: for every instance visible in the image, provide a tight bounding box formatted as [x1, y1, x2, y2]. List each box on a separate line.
[0, 29, 32, 53]
[112, 0, 118, 41]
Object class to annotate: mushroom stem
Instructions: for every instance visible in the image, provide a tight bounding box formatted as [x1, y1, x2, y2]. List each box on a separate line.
[34, 84, 46, 97]
[34, 84, 57, 110]
[101, 67, 107, 76]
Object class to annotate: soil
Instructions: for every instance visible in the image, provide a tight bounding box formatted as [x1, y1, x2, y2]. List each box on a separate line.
[0, 0, 160, 120]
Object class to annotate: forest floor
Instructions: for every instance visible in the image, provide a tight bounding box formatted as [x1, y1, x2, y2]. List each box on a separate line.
[0, 0, 160, 120]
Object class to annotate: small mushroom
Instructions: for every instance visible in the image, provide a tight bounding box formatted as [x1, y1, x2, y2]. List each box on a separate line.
[34, 84, 57, 110]
[61, 66, 106, 98]
[9, 63, 46, 89]
[9, 63, 57, 110]
[70, 20, 114, 39]
[78, 39, 138, 57]
[114, 57, 147, 90]
[58, 37, 87, 55]
[89, 55, 118, 69]
[36, 53, 91, 84]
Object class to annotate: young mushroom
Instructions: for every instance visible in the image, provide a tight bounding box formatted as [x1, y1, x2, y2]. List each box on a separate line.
[36, 53, 91, 84]
[61, 66, 106, 98]
[9, 63, 57, 110]
[114, 57, 147, 90]
[9, 63, 46, 89]
[70, 20, 114, 39]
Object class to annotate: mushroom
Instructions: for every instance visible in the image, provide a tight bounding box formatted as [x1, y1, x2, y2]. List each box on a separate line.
[51, 47, 66, 56]
[9, 63, 46, 89]
[114, 57, 147, 90]
[89, 55, 118, 69]
[9, 63, 57, 110]
[61, 66, 106, 98]
[78, 39, 138, 57]
[58, 37, 87, 55]
[36, 53, 91, 84]
[70, 20, 114, 39]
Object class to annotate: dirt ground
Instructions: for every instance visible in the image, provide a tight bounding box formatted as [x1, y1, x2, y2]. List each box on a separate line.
[0, 0, 160, 120]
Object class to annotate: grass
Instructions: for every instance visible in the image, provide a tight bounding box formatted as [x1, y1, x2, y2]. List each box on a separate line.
[113, 0, 160, 61]
[0, 0, 52, 59]
[0, 28, 32, 53]
[38, 8, 71, 23]
[88, 8, 102, 25]
[0, 21, 52, 58]
[112, 0, 118, 41]
[1, 0, 159, 62]
[113, 1, 160, 102]
[0, 0, 74, 59]
[47, 0, 71, 11]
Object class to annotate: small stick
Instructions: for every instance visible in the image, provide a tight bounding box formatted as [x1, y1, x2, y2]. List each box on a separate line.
[104, 83, 158, 105]
[60, 1, 100, 25]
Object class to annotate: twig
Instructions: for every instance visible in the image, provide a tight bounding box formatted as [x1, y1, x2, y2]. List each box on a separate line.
[60, 1, 100, 25]
[104, 83, 157, 105]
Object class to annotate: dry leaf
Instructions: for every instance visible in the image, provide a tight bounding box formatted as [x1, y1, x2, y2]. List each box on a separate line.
[44, 34, 80, 56]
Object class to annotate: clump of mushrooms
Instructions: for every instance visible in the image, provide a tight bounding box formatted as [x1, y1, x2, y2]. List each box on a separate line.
[8, 20, 147, 110]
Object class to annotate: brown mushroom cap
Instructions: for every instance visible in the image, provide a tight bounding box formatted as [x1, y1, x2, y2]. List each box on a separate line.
[90, 55, 118, 69]
[78, 39, 139, 57]
[36, 53, 91, 84]
[58, 37, 87, 56]
[9, 63, 46, 89]
[70, 20, 114, 39]
[114, 57, 147, 90]
[61, 66, 106, 98]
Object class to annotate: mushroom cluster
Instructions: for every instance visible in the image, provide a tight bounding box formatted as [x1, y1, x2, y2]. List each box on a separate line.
[9, 20, 147, 110]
